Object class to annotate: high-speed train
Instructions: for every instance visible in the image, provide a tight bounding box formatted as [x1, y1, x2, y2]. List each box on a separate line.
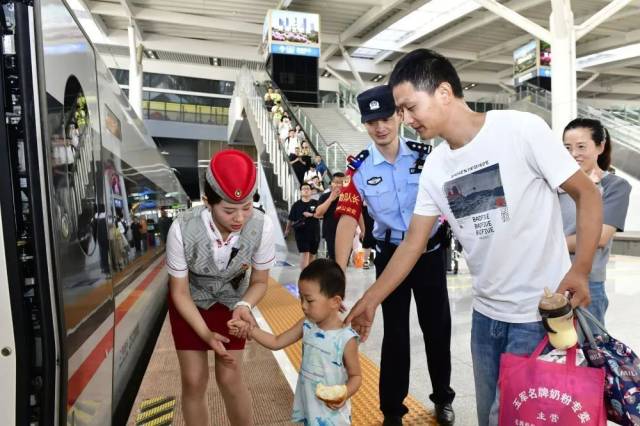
[0, 1, 189, 424]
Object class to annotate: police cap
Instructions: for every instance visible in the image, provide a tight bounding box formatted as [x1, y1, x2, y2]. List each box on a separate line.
[357, 85, 396, 124]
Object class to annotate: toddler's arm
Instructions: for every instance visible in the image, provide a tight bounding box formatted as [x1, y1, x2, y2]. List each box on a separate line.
[326, 337, 362, 410]
[229, 318, 304, 350]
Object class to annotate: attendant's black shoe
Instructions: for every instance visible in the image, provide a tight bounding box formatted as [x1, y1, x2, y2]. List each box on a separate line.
[435, 403, 455, 425]
[382, 415, 403, 426]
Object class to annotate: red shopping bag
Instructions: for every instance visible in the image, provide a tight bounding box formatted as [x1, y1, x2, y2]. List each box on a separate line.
[498, 335, 606, 426]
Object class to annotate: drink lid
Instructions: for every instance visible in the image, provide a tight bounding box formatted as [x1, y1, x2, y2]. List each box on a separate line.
[538, 287, 572, 318]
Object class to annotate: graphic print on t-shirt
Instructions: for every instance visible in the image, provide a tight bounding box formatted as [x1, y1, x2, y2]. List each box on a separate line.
[443, 162, 510, 238]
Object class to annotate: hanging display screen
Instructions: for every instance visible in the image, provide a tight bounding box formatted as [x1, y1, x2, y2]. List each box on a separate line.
[262, 10, 321, 58]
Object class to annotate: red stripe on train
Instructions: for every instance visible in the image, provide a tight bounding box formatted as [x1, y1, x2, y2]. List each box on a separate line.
[67, 259, 166, 408]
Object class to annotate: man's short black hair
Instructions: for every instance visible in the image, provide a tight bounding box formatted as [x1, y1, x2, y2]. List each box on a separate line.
[299, 258, 345, 299]
[331, 172, 345, 179]
[389, 49, 463, 98]
[300, 182, 311, 190]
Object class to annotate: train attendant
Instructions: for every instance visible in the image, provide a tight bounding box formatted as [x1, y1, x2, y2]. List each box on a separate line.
[166, 149, 275, 426]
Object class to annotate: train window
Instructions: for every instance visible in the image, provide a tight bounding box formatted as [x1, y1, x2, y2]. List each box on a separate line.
[53, 76, 99, 256]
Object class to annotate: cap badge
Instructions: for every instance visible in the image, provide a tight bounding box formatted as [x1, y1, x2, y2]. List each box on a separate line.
[234, 189, 242, 197]
[369, 100, 380, 111]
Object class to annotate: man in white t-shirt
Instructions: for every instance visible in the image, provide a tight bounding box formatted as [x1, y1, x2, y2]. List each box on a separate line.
[344, 49, 603, 425]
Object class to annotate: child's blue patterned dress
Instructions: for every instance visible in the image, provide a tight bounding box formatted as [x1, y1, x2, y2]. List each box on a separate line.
[292, 320, 359, 425]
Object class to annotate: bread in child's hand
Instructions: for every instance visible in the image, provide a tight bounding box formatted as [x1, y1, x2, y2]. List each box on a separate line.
[315, 383, 347, 403]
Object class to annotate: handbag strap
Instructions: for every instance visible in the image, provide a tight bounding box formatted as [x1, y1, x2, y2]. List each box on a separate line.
[576, 307, 608, 335]
[530, 334, 550, 358]
[575, 307, 608, 349]
[529, 334, 578, 369]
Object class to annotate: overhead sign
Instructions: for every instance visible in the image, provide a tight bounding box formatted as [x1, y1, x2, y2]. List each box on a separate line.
[513, 40, 552, 86]
[262, 10, 321, 58]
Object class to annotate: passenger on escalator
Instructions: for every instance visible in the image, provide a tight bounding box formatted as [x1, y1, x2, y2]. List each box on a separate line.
[264, 86, 276, 109]
[285, 183, 321, 269]
[289, 147, 308, 184]
[284, 128, 299, 156]
[271, 101, 284, 125]
[165, 149, 276, 426]
[314, 155, 328, 179]
[279, 117, 292, 142]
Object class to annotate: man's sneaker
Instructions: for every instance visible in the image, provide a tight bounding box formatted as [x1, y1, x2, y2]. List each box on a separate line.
[435, 403, 455, 425]
[382, 415, 403, 426]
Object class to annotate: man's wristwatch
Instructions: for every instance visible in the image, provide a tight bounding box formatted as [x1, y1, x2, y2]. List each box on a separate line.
[233, 300, 253, 311]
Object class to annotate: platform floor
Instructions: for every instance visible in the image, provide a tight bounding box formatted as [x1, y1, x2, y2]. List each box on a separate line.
[129, 250, 640, 425]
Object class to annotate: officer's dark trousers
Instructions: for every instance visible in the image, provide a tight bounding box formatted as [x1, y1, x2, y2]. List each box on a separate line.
[375, 241, 455, 417]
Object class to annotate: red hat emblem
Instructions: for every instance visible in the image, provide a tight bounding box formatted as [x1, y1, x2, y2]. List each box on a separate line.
[205, 150, 257, 203]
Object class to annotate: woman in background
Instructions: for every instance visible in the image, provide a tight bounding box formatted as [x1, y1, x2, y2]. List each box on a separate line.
[560, 118, 631, 325]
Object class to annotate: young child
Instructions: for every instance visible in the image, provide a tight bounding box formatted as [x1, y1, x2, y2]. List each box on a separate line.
[229, 258, 362, 425]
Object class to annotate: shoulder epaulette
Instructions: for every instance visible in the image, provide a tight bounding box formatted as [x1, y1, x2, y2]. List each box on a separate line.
[405, 140, 432, 156]
[347, 149, 370, 171]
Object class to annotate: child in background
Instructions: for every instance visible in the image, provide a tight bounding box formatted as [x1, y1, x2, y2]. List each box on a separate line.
[229, 259, 361, 425]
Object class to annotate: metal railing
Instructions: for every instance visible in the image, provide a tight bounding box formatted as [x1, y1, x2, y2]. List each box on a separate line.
[291, 105, 349, 174]
[234, 69, 300, 209]
[142, 100, 229, 125]
[512, 84, 640, 152]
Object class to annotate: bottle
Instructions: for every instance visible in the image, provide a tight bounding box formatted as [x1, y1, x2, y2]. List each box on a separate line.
[538, 287, 578, 350]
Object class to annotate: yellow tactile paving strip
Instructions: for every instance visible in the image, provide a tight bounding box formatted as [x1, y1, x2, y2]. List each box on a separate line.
[258, 278, 438, 425]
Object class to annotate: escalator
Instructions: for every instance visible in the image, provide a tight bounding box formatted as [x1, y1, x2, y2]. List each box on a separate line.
[509, 84, 640, 180]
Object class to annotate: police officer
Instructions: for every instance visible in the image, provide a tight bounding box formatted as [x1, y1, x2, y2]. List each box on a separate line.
[334, 85, 455, 425]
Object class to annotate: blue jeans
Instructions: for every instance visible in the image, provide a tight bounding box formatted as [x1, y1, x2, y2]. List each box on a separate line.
[586, 280, 608, 326]
[470, 310, 546, 426]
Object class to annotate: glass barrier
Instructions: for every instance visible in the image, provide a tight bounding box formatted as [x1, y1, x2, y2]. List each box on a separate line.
[142, 100, 229, 125]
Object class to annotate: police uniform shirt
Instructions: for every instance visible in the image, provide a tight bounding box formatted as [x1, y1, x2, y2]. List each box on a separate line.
[352, 138, 438, 245]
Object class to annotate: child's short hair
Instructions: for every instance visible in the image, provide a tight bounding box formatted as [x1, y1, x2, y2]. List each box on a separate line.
[299, 258, 345, 299]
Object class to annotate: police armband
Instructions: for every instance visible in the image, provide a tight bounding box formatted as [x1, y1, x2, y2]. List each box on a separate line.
[334, 151, 369, 221]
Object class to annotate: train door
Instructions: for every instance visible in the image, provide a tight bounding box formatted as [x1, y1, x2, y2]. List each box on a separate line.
[41, 0, 114, 423]
[0, 1, 62, 424]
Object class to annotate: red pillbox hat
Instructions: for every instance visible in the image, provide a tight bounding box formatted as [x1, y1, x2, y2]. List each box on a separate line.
[205, 149, 257, 204]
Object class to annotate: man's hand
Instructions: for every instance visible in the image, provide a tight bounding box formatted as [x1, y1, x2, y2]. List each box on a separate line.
[556, 268, 591, 308]
[343, 292, 378, 342]
[303, 211, 314, 218]
[231, 306, 256, 339]
[203, 331, 235, 366]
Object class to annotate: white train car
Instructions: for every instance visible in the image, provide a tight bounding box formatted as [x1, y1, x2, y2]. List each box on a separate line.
[0, 1, 188, 424]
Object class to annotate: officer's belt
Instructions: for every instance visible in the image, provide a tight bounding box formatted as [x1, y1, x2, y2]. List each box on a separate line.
[380, 229, 440, 252]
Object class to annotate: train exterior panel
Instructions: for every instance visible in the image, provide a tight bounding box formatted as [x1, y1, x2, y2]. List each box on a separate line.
[1, 0, 188, 424]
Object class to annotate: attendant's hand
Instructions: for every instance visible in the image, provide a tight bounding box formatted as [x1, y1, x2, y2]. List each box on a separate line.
[343, 292, 378, 342]
[556, 268, 591, 308]
[203, 331, 235, 366]
[231, 306, 256, 339]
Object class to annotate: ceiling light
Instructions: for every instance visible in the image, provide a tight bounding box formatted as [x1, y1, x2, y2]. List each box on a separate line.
[211, 57, 220, 66]
[161, 150, 169, 155]
[361, 0, 481, 63]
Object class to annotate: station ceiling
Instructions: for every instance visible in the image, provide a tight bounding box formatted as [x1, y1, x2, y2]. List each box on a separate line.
[74, 0, 640, 102]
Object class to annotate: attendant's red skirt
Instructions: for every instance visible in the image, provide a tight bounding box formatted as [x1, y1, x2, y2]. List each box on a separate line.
[167, 294, 246, 351]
